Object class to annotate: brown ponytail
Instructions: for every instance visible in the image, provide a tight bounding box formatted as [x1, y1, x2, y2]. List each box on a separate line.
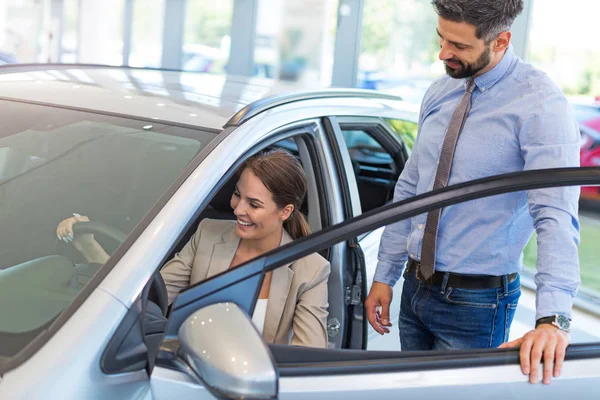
[284, 208, 311, 240]
[244, 149, 311, 239]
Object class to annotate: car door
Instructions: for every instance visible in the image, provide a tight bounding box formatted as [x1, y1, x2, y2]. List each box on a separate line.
[325, 115, 417, 350]
[149, 167, 600, 399]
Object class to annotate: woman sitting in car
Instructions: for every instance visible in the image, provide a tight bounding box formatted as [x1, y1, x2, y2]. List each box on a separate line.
[56, 149, 330, 348]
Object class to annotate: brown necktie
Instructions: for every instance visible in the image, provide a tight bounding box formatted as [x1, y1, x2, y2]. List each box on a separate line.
[419, 79, 476, 280]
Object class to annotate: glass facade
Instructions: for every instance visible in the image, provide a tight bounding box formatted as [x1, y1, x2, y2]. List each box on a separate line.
[358, 0, 438, 104]
[182, 0, 233, 74]
[253, 0, 339, 85]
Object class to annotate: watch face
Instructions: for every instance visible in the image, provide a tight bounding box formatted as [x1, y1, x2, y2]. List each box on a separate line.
[556, 314, 571, 331]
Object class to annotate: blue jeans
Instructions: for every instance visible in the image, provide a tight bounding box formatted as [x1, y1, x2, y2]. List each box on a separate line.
[398, 268, 521, 351]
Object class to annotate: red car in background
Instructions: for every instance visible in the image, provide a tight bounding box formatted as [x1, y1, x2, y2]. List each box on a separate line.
[572, 100, 600, 200]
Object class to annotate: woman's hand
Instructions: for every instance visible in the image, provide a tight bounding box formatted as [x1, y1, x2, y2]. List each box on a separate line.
[57, 213, 92, 243]
[56, 213, 109, 263]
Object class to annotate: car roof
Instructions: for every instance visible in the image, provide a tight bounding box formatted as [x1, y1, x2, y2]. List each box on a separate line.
[0, 64, 304, 131]
[0, 64, 408, 132]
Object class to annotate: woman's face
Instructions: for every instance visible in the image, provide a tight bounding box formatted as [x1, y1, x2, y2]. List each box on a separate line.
[230, 168, 293, 241]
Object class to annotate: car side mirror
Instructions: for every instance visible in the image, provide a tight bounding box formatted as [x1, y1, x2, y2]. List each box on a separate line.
[178, 302, 277, 400]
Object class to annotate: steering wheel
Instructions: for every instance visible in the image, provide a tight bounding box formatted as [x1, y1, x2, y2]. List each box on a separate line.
[72, 221, 127, 244]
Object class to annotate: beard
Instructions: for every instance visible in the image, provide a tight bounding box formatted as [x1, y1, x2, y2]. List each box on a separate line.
[444, 46, 492, 79]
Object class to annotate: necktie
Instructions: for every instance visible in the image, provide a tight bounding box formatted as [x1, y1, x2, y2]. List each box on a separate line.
[419, 79, 476, 280]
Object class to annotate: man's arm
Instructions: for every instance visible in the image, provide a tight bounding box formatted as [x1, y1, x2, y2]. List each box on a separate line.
[500, 88, 580, 385]
[520, 90, 581, 320]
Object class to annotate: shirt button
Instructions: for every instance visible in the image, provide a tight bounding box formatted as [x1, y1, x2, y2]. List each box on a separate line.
[418, 224, 423, 230]
[410, 253, 415, 259]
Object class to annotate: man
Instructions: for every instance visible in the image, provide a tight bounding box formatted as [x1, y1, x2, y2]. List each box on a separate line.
[365, 0, 580, 386]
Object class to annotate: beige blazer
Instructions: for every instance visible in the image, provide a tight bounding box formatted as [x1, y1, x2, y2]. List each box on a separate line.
[160, 218, 330, 348]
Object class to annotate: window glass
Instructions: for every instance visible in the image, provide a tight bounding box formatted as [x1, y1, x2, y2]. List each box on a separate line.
[130, 0, 164, 67]
[0, 0, 45, 63]
[77, 0, 124, 65]
[385, 118, 418, 150]
[0, 100, 217, 358]
[60, 0, 79, 63]
[254, 0, 339, 84]
[182, 0, 233, 74]
[527, 0, 600, 99]
[340, 127, 396, 213]
[359, 0, 438, 104]
[342, 129, 382, 150]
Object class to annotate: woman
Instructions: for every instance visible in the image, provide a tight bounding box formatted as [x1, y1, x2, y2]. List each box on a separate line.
[56, 149, 330, 348]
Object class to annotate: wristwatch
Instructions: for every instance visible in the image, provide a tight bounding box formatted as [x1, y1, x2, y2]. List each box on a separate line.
[535, 314, 570, 333]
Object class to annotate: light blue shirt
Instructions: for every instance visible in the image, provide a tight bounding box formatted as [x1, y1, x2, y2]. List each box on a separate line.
[374, 45, 581, 320]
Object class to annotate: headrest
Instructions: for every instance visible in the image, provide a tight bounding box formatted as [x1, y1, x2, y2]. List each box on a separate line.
[210, 173, 238, 212]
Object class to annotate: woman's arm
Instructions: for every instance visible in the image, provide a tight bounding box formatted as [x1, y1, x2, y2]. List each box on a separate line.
[160, 219, 207, 305]
[56, 214, 110, 264]
[291, 260, 331, 348]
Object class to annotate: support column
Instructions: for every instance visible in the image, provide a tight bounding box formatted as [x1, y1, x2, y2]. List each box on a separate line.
[331, 0, 364, 88]
[160, 0, 185, 69]
[228, 0, 258, 76]
[122, 0, 133, 65]
[78, 0, 122, 64]
[511, 0, 533, 60]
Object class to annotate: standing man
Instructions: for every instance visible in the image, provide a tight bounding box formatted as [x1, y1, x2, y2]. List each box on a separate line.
[365, 0, 580, 385]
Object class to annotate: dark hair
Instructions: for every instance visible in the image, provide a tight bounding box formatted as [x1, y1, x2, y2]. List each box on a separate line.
[243, 149, 310, 240]
[431, 0, 524, 42]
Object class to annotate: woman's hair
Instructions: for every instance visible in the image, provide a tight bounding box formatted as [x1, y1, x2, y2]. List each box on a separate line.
[243, 149, 310, 240]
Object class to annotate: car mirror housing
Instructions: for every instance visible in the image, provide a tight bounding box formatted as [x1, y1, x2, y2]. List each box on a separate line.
[178, 302, 277, 400]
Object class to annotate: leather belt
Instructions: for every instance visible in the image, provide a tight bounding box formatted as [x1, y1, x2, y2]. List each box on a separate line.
[406, 258, 518, 289]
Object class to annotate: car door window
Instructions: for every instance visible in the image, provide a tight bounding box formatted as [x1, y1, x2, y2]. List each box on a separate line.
[339, 124, 406, 213]
[385, 118, 418, 151]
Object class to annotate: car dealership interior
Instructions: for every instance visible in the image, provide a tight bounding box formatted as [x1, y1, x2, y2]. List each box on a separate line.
[1, 1, 600, 399]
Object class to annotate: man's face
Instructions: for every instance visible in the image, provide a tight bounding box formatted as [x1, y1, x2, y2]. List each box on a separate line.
[437, 16, 494, 79]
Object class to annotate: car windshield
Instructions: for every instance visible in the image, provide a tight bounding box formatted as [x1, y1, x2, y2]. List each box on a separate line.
[0, 100, 218, 358]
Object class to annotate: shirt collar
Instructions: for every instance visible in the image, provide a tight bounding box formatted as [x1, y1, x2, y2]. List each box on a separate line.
[472, 44, 515, 92]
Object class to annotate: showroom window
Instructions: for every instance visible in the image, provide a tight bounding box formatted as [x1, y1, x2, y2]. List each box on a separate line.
[253, 0, 339, 85]
[77, 0, 124, 65]
[181, 0, 233, 74]
[527, 0, 600, 98]
[129, 0, 165, 68]
[60, 0, 79, 63]
[0, 0, 45, 64]
[358, 0, 439, 104]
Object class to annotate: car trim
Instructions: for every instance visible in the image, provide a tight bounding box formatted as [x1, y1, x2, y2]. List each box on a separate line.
[271, 343, 600, 376]
[224, 89, 404, 128]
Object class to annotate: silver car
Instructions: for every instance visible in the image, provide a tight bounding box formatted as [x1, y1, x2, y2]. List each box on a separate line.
[0, 65, 599, 400]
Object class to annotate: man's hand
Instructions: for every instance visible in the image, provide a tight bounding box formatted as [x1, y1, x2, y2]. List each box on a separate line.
[365, 282, 393, 335]
[499, 324, 570, 384]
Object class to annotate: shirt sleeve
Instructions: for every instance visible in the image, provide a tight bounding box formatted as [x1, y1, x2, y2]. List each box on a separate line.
[520, 89, 581, 320]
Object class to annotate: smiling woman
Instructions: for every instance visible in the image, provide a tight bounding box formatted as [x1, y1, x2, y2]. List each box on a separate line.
[158, 149, 331, 347]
